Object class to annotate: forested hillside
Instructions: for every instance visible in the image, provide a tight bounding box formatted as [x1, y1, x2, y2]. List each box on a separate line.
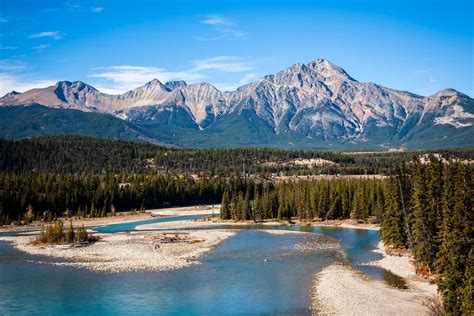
[1, 136, 473, 175]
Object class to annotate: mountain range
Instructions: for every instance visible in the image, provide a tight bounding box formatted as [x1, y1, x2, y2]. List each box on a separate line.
[1, 59, 473, 149]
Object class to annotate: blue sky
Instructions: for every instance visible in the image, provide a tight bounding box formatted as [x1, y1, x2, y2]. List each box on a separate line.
[0, 0, 472, 96]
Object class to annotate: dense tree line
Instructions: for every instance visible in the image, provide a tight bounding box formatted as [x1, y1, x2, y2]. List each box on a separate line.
[380, 161, 472, 314]
[0, 172, 250, 224]
[220, 178, 384, 222]
[2, 136, 472, 176]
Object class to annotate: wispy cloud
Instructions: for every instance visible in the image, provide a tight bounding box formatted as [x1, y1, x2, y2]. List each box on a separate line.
[0, 46, 17, 50]
[0, 73, 57, 95]
[192, 56, 254, 73]
[90, 56, 257, 93]
[0, 58, 57, 95]
[29, 31, 64, 40]
[196, 15, 246, 41]
[428, 75, 437, 84]
[212, 73, 259, 92]
[91, 7, 104, 13]
[33, 44, 50, 50]
[65, 2, 82, 11]
[239, 73, 259, 85]
[65, 2, 104, 14]
[0, 17, 7, 23]
[201, 16, 232, 26]
[0, 58, 27, 72]
[90, 65, 206, 93]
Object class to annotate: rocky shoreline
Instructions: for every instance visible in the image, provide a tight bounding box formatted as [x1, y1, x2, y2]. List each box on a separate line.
[312, 241, 439, 315]
[0, 228, 235, 273]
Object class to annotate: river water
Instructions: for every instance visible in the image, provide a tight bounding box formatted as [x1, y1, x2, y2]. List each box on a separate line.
[0, 215, 405, 315]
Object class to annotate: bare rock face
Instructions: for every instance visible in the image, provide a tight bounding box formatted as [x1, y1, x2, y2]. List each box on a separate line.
[1, 59, 472, 145]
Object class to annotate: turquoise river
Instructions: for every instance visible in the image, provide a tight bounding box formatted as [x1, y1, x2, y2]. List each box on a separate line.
[0, 215, 405, 315]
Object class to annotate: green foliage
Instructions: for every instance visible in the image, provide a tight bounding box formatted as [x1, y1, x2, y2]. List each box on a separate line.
[37, 221, 92, 244]
[2, 135, 473, 176]
[65, 220, 75, 243]
[0, 105, 150, 142]
[37, 221, 65, 244]
[222, 178, 385, 222]
[76, 225, 89, 243]
[0, 172, 250, 221]
[380, 162, 473, 314]
[220, 191, 231, 220]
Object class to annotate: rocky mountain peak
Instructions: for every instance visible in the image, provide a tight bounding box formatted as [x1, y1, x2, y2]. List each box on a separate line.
[165, 80, 187, 91]
[143, 79, 167, 89]
[55, 80, 98, 92]
[306, 59, 356, 82]
[2, 91, 20, 98]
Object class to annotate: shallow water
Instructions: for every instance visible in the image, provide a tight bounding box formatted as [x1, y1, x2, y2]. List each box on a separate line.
[92, 214, 210, 233]
[0, 216, 406, 315]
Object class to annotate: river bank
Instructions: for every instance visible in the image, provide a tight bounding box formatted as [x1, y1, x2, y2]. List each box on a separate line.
[312, 264, 433, 315]
[0, 205, 220, 233]
[312, 241, 439, 315]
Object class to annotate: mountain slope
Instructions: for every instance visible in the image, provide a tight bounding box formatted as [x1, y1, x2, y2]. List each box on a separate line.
[1, 59, 473, 149]
[0, 104, 168, 145]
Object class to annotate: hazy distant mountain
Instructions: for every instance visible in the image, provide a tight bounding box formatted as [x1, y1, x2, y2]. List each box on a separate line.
[1, 59, 473, 149]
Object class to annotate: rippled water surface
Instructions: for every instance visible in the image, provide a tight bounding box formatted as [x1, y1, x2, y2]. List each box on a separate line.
[0, 216, 405, 315]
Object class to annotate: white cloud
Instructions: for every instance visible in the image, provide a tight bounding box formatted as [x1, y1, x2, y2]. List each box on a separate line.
[91, 7, 104, 13]
[239, 73, 259, 85]
[33, 44, 50, 50]
[428, 75, 437, 84]
[90, 56, 255, 93]
[211, 82, 239, 92]
[194, 34, 228, 41]
[0, 46, 17, 50]
[90, 65, 206, 93]
[0, 73, 57, 96]
[29, 31, 64, 40]
[212, 73, 259, 92]
[192, 56, 254, 73]
[0, 58, 57, 95]
[196, 15, 245, 40]
[200, 15, 232, 26]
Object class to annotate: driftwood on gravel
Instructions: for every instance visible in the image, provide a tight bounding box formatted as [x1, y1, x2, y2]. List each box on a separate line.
[152, 233, 204, 249]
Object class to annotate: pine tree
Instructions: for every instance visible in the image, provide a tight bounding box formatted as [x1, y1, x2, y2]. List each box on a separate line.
[220, 191, 231, 220]
[65, 220, 75, 243]
[411, 162, 436, 270]
[243, 190, 251, 220]
[438, 165, 469, 314]
[351, 185, 368, 220]
[381, 177, 406, 248]
[253, 189, 262, 222]
[327, 195, 342, 220]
